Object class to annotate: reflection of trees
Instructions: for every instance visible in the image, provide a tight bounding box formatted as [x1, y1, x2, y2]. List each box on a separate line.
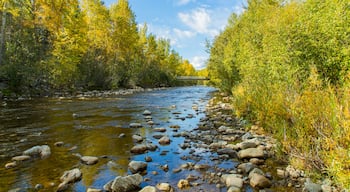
[78, 127, 133, 186]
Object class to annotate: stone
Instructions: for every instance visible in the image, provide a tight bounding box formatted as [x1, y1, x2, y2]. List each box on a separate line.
[145, 156, 153, 162]
[129, 123, 142, 128]
[156, 183, 174, 192]
[143, 110, 152, 115]
[238, 148, 264, 159]
[5, 162, 17, 169]
[130, 145, 148, 154]
[54, 141, 64, 147]
[237, 163, 257, 174]
[57, 168, 82, 191]
[249, 158, 264, 165]
[194, 164, 210, 171]
[172, 168, 182, 173]
[228, 186, 241, 192]
[249, 173, 272, 189]
[132, 135, 143, 143]
[154, 127, 166, 132]
[128, 161, 147, 174]
[241, 132, 254, 140]
[23, 145, 51, 159]
[158, 136, 171, 145]
[119, 133, 126, 138]
[139, 186, 157, 192]
[11, 155, 31, 161]
[86, 188, 102, 192]
[109, 174, 143, 192]
[177, 179, 190, 189]
[217, 148, 238, 158]
[248, 168, 265, 179]
[34, 184, 44, 190]
[276, 169, 288, 178]
[60, 168, 82, 183]
[81, 156, 99, 165]
[145, 143, 158, 151]
[222, 174, 243, 188]
[238, 141, 257, 149]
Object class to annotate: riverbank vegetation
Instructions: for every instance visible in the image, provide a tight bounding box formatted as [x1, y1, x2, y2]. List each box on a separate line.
[0, 0, 197, 96]
[207, 0, 350, 189]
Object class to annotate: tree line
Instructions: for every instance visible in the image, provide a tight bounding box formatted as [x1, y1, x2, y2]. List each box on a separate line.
[207, 0, 349, 189]
[0, 0, 197, 96]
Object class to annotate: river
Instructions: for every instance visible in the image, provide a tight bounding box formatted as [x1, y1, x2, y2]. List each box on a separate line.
[1, 86, 236, 191]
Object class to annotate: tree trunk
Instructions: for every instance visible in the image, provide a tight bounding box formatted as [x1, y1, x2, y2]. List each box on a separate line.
[0, 2, 7, 66]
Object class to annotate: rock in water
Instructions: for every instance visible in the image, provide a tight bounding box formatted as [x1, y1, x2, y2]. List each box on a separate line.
[177, 179, 190, 189]
[60, 168, 82, 183]
[128, 161, 147, 174]
[57, 168, 82, 191]
[80, 156, 99, 165]
[143, 110, 152, 115]
[23, 145, 51, 159]
[129, 123, 142, 128]
[158, 136, 171, 145]
[109, 174, 143, 192]
[11, 155, 31, 161]
[139, 186, 157, 192]
[156, 183, 174, 192]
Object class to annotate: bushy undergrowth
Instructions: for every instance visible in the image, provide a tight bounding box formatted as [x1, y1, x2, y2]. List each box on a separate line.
[207, 0, 350, 189]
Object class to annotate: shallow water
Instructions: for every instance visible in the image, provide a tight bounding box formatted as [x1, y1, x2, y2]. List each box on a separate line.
[1, 86, 237, 191]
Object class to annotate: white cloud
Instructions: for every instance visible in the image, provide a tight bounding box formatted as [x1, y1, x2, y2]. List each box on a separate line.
[178, 7, 212, 35]
[173, 28, 195, 38]
[190, 55, 208, 70]
[178, 7, 232, 37]
[176, 0, 195, 6]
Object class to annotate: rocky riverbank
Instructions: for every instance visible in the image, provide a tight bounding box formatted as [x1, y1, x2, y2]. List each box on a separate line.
[4, 92, 340, 192]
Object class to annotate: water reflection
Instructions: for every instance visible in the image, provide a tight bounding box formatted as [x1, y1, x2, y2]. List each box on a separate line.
[0, 86, 217, 191]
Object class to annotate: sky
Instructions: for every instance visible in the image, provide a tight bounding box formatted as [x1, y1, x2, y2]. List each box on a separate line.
[104, 0, 245, 70]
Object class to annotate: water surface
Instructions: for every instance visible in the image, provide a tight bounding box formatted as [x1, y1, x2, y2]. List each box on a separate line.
[0, 86, 224, 191]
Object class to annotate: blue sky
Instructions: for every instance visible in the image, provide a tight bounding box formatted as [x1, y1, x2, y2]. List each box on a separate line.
[104, 0, 245, 69]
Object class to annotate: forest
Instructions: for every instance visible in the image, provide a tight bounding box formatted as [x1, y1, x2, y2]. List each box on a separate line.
[0, 0, 199, 96]
[207, 0, 349, 189]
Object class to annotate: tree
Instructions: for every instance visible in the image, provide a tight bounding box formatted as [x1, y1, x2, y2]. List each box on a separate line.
[109, 0, 140, 88]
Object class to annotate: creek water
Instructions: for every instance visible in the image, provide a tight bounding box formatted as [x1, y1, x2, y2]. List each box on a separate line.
[1, 86, 239, 191]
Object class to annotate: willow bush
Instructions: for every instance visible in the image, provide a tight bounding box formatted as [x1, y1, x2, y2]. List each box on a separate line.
[207, 0, 350, 189]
